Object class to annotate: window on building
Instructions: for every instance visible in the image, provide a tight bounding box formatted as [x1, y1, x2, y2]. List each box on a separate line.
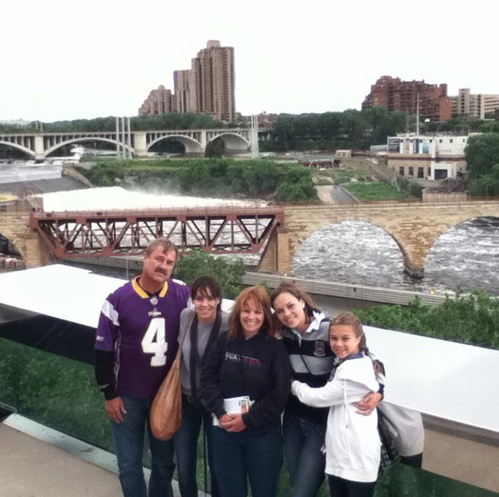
[418, 167, 424, 178]
[409, 167, 414, 177]
[399, 167, 404, 176]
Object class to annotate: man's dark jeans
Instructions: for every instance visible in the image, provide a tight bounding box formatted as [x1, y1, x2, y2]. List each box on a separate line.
[111, 395, 175, 497]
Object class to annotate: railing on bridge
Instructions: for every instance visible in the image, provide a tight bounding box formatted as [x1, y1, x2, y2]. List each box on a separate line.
[30, 206, 284, 258]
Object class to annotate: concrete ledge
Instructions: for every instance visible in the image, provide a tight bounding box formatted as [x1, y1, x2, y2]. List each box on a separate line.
[243, 272, 450, 306]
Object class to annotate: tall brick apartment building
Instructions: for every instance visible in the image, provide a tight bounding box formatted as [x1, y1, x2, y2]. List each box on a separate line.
[138, 86, 174, 116]
[139, 40, 236, 123]
[362, 75, 452, 122]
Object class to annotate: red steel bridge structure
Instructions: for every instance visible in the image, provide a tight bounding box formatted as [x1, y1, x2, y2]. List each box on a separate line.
[29, 206, 285, 259]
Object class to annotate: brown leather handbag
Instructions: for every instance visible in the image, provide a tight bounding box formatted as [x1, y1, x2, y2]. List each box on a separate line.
[150, 348, 182, 440]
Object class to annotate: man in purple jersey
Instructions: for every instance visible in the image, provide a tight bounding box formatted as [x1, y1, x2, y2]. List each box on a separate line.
[95, 238, 190, 497]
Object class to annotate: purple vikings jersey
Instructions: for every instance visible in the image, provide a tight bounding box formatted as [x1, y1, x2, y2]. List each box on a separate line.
[95, 277, 190, 399]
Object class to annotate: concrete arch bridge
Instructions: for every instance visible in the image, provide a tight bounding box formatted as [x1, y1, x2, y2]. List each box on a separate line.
[259, 200, 499, 277]
[0, 128, 253, 159]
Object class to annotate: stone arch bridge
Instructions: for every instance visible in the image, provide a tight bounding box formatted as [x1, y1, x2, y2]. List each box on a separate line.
[2, 200, 499, 277]
[259, 200, 499, 277]
[0, 128, 253, 159]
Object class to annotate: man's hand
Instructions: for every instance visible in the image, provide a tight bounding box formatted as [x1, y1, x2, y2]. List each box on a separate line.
[219, 413, 246, 433]
[354, 391, 382, 416]
[105, 397, 127, 423]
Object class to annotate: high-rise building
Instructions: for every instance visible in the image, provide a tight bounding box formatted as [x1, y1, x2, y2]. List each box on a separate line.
[138, 86, 173, 116]
[173, 67, 197, 113]
[362, 76, 452, 122]
[138, 41, 236, 122]
[450, 88, 499, 120]
[195, 40, 236, 122]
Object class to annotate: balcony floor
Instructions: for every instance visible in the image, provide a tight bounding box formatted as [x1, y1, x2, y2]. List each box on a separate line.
[1, 414, 499, 496]
[0, 422, 121, 496]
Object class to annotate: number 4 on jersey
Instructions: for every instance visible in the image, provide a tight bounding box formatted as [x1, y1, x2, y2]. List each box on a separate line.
[141, 318, 167, 366]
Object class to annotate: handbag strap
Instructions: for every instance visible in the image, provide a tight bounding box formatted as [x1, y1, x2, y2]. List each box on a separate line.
[171, 315, 190, 369]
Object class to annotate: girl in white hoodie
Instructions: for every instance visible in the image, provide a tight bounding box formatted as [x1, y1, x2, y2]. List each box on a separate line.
[291, 313, 381, 497]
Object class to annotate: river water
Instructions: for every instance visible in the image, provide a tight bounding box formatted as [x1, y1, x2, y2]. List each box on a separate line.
[292, 217, 499, 296]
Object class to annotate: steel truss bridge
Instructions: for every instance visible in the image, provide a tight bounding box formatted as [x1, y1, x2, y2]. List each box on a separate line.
[29, 206, 284, 258]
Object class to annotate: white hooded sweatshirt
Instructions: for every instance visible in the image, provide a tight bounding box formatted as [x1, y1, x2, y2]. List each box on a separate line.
[292, 355, 381, 483]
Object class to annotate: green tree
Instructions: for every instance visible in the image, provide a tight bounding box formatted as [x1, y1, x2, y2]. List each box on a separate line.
[205, 138, 226, 158]
[174, 250, 245, 299]
[77, 158, 318, 202]
[276, 166, 317, 201]
[355, 291, 499, 350]
[318, 112, 342, 141]
[341, 109, 367, 149]
[273, 114, 298, 150]
[480, 121, 499, 133]
[465, 133, 499, 180]
[363, 107, 407, 145]
[470, 163, 499, 196]
[43, 113, 225, 133]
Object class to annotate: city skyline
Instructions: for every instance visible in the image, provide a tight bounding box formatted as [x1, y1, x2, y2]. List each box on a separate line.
[1, 0, 497, 122]
[140, 40, 236, 122]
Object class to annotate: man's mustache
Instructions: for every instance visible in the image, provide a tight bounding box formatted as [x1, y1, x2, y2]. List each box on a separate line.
[155, 269, 167, 276]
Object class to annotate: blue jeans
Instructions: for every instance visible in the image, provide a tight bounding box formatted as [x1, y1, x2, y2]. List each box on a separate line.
[173, 395, 220, 497]
[212, 424, 283, 497]
[111, 395, 175, 497]
[283, 412, 326, 497]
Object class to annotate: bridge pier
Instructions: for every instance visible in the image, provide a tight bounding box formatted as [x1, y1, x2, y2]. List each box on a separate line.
[403, 264, 425, 279]
[134, 132, 148, 158]
[258, 227, 291, 274]
[24, 232, 53, 268]
[34, 136, 45, 160]
[0, 211, 53, 269]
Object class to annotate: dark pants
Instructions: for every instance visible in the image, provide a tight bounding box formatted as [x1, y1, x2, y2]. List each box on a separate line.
[328, 475, 376, 497]
[212, 424, 283, 497]
[111, 395, 174, 497]
[173, 395, 220, 497]
[283, 412, 326, 497]
[401, 453, 423, 468]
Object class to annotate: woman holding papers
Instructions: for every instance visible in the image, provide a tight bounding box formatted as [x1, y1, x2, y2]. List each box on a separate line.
[201, 285, 290, 497]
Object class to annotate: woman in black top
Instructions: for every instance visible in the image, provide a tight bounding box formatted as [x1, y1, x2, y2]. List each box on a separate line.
[201, 285, 290, 497]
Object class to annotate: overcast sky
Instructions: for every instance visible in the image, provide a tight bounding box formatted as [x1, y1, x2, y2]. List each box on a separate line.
[2, 0, 497, 123]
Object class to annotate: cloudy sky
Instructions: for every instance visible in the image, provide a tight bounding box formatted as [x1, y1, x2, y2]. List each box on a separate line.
[2, 0, 497, 122]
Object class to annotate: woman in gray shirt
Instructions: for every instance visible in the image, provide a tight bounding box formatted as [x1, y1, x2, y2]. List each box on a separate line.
[174, 276, 229, 497]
